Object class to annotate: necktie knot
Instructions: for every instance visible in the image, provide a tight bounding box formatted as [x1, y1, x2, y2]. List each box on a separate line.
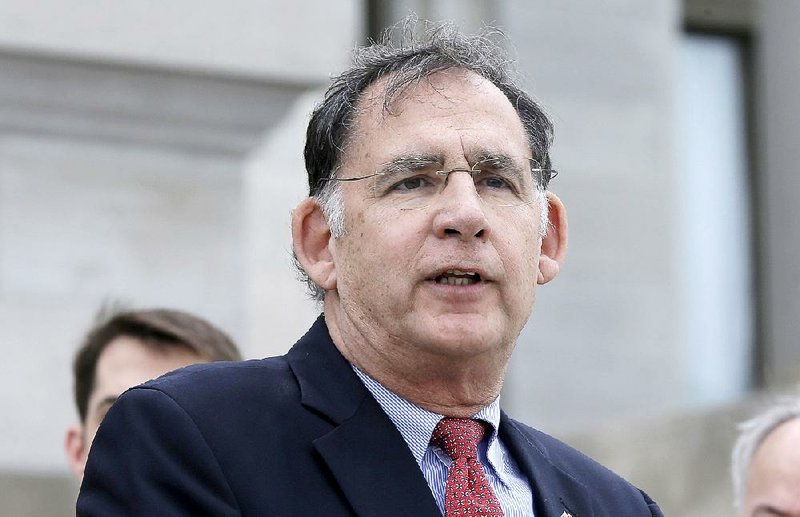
[431, 417, 503, 516]
[431, 417, 487, 460]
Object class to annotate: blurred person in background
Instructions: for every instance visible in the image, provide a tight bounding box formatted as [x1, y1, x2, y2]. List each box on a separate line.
[78, 21, 662, 516]
[64, 305, 242, 479]
[732, 395, 800, 516]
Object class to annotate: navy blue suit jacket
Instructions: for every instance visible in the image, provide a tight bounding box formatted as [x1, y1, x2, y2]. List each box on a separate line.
[78, 316, 663, 516]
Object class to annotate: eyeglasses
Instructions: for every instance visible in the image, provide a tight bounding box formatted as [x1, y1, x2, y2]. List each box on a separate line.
[322, 157, 557, 210]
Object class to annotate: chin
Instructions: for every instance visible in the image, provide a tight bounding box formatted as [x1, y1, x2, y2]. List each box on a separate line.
[415, 314, 508, 357]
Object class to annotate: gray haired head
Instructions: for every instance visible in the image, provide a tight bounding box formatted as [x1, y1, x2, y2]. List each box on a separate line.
[731, 395, 800, 512]
[297, 19, 554, 300]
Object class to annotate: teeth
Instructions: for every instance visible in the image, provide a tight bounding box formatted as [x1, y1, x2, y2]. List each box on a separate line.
[445, 269, 477, 277]
[434, 269, 481, 286]
[437, 276, 477, 286]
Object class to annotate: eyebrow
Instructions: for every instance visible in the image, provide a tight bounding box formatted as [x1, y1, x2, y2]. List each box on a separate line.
[377, 151, 524, 173]
[377, 153, 444, 175]
[370, 150, 530, 190]
[470, 151, 518, 169]
[470, 151, 530, 187]
[753, 505, 790, 516]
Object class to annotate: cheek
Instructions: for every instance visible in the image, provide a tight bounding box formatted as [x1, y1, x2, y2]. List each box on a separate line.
[499, 229, 541, 308]
[502, 227, 540, 269]
[83, 420, 101, 449]
[337, 228, 410, 294]
[518, 220, 543, 266]
[359, 209, 428, 260]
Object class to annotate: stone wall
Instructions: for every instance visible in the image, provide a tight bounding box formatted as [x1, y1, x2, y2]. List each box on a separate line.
[2, 2, 800, 515]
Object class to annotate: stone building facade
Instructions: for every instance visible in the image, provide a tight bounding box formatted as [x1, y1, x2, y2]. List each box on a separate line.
[1, 1, 798, 515]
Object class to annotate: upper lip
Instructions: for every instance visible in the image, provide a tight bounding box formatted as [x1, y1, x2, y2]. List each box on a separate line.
[427, 265, 490, 282]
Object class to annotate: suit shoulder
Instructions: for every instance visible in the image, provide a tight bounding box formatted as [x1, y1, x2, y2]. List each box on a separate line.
[504, 418, 662, 515]
[507, 418, 624, 481]
[134, 355, 296, 408]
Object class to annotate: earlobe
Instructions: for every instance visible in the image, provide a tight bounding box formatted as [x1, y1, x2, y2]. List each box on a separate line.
[291, 197, 337, 291]
[64, 424, 86, 479]
[538, 192, 568, 285]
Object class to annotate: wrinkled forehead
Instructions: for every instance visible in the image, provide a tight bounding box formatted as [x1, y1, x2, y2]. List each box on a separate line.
[354, 68, 506, 125]
[344, 68, 527, 159]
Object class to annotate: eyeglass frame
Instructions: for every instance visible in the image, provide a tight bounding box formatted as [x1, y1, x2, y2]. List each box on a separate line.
[320, 158, 558, 194]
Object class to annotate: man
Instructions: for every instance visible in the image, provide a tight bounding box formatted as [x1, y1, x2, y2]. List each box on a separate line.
[732, 396, 800, 516]
[79, 24, 663, 516]
[64, 306, 241, 479]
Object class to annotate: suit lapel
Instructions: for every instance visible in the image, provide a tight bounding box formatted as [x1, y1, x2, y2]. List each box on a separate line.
[500, 415, 595, 517]
[314, 395, 441, 516]
[287, 318, 601, 516]
[287, 316, 440, 517]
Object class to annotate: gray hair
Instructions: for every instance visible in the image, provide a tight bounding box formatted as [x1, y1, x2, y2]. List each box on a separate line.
[731, 395, 800, 512]
[297, 19, 555, 300]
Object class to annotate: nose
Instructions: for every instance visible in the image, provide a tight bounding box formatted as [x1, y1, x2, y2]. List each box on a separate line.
[431, 171, 489, 241]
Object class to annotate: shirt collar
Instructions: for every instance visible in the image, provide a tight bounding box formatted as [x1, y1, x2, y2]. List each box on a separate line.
[352, 366, 501, 466]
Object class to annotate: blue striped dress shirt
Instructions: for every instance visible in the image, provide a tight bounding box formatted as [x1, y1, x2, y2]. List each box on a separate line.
[354, 367, 534, 516]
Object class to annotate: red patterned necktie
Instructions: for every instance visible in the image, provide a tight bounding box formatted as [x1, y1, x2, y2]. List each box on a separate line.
[431, 417, 504, 517]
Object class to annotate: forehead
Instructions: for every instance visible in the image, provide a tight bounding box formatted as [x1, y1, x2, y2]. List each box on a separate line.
[90, 336, 204, 401]
[751, 418, 800, 471]
[746, 418, 800, 510]
[344, 69, 529, 163]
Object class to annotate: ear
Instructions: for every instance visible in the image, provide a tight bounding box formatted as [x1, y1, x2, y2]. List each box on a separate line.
[64, 424, 87, 479]
[292, 197, 337, 291]
[537, 192, 568, 285]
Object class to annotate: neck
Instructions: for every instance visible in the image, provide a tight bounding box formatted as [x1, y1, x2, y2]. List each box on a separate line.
[372, 365, 505, 418]
[324, 296, 511, 418]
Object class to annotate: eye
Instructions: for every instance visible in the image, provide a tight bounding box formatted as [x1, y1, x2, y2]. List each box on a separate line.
[472, 168, 520, 192]
[392, 175, 432, 191]
[480, 175, 513, 190]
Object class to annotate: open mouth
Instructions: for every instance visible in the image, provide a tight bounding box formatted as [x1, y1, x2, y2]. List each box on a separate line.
[433, 269, 482, 286]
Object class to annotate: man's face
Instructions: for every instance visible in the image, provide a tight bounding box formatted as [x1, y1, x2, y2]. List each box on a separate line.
[742, 418, 800, 516]
[328, 69, 554, 362]
[64, 336, 206, 479]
